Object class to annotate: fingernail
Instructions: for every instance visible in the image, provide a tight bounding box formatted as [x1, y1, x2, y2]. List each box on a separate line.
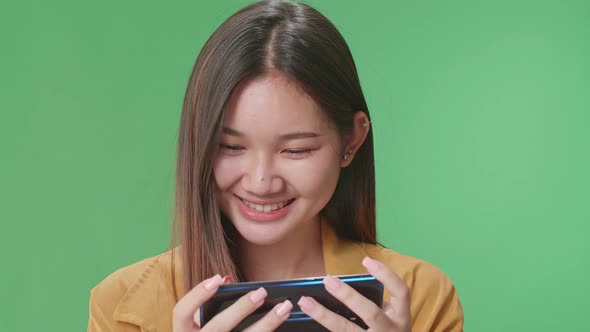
[297, 296, 316, 311]
[222, 275, 233, 284]
[275, 300, 293, 317]
[249, 287, 267, 304]
[204, 274, 223, 290]
[323, 275, 342, 291]
[362, 256, 380, 272]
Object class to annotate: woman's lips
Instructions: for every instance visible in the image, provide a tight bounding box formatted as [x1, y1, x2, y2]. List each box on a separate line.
[234, 195, 295, 222]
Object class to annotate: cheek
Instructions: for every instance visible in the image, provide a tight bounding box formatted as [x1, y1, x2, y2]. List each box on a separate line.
[282, 150, 341, 198]
[213, 155, 241, 191]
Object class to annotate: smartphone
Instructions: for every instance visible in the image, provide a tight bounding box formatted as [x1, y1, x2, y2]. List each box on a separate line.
[200, 274, 383, 332]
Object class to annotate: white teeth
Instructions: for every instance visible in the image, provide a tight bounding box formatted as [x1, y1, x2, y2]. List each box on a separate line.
[242, 199, 290, 212]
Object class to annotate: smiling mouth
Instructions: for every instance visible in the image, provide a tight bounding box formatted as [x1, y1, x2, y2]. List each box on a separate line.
[238, 197, 296, 212]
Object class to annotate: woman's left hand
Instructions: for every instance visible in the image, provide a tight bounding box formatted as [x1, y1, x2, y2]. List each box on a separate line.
[298, 256, 411, 332]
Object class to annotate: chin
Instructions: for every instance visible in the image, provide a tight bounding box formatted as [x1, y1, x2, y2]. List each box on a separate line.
[232, 218, 293, 246]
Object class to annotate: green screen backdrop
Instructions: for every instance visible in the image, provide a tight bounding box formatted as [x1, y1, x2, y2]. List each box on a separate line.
[1, 0, 589, 331]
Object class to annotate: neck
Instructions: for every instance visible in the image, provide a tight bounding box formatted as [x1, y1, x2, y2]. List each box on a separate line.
[237, 217, 325, 281]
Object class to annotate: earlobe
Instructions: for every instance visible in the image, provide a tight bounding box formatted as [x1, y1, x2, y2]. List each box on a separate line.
[340, 111, 370, 167]
[341, 148, 353, 167]
[343, 149, 353, 161]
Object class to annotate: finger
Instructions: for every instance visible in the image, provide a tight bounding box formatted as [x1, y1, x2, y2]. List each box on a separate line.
[322, 275, 394, 331]
[297, 296, 364, 332]
[382, 300, 411, 332]
[202, 287, 267, 331]
[382, 301, 395, 317]
[191, 275, 233, 326]
[362, 257, 409, 301]
[222, 275, 233, 285]
[362, 256, 411, 317]
[172, 274, 223, 329]
[242, 299, 293, 332]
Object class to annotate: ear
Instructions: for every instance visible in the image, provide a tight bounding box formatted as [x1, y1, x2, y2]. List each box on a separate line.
[341, 112, 370, 167]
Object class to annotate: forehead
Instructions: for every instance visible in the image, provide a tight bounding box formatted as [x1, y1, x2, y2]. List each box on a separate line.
[224, 74, 332, 133]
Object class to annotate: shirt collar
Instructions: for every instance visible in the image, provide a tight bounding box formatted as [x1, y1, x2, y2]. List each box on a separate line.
[113, 220, 370, 331]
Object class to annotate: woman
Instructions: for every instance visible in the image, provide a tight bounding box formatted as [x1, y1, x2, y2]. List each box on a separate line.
[88, 1, 464, 331]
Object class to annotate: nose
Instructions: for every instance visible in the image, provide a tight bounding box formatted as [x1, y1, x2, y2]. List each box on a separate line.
[241, 153, 282, 196]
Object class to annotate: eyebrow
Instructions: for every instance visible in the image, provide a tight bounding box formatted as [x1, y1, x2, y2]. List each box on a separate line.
[222, 127, 321, 140]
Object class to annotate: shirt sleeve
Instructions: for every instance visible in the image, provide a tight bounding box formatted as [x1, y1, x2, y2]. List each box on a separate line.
[88, 290, 116, 332]
[409, 261, 464, 331]
[87, 287, 141, 332]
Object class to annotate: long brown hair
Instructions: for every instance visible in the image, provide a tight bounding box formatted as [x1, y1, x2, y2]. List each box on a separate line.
[171, 0, 376, 298]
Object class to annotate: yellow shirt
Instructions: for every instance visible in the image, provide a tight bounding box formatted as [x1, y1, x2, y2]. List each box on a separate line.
[88, 223, 464, 331]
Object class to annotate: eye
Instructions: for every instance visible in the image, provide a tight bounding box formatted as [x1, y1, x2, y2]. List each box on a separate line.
[283, 149, 315, 158]
[219, 144, 244, 155]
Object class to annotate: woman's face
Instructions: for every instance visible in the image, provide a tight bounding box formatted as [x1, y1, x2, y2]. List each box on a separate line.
[213, 73, 343, 246]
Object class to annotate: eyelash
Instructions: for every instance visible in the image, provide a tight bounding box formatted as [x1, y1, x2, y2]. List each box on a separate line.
[220, 144, 243, 152]
[219, 144, 315, 157]
[285, 149, 314, 156]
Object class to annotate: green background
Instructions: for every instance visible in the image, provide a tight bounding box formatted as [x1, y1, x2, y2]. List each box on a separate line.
[1, 0, 589, 331]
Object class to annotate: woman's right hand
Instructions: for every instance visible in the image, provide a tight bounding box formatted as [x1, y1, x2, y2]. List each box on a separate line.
[172, 274, 293, 332]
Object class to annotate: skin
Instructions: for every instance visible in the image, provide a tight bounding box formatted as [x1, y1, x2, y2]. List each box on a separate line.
[214, 73, 341, 281]
[172, 73, 412, 332]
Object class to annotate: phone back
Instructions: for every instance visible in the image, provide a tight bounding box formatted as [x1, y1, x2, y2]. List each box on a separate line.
[200, 274, 383, 332]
